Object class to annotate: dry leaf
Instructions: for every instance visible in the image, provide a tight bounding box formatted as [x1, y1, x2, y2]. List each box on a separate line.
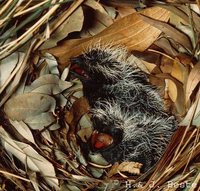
[80, 9, 113, 37]
[140, 14, 192, 51]
[63, 184, 81, 191]
[77, 127, 93, 143]
[81, 1, 114, 38]
[88, 166, 104, 178]
[44, 53, 60, 76]
[70, 134, 87, 166]
[0, 126, 59, 188]
[25, 74, 72, 95]
[108, 161, 143, 177]
[0, 41, 34, 107]
[160, 56, 174, 74]
[180, 92, 200, 126]
[24, 112, 59, 131]
[103, 5, 117, 19]
[65, 97, 90, 132]
[40, 7, 84, 49]
[170, 59, 188, 83]
[154, 37, 179, 57]
[84, 0, 108, 14]
[185, 62, 200, 104]
[46, 7, 170, 70]
[0, 52, 23, 87]
[27, 171, 40, 191]
[117, 6, 136, 18]
[118, 161, 143, 174]
[88, 153, 109, 165]
[4, 93, 56, 121]
[9, 120, 36, 144]
[156, 74, 185, 115]
[77, 115, 93, 142]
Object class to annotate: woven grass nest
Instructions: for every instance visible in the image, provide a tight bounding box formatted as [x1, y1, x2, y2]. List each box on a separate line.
[0, 1, 200, 191]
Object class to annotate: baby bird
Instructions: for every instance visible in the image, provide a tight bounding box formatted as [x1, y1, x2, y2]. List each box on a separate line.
[70, 45, 176, 172]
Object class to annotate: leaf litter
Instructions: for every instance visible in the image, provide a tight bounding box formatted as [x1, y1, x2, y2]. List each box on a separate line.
[0, 1, 200, 191]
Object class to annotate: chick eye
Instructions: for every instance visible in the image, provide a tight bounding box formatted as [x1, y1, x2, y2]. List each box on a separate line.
[109, 128, 123, 142]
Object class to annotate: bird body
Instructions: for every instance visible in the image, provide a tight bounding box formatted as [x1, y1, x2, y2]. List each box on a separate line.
[71, 45, 176, 171]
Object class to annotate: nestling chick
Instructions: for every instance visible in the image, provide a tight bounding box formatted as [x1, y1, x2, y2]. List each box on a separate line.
[70, 45, 177, 172]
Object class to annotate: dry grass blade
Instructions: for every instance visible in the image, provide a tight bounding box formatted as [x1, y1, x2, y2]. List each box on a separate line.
[34, 0, 84, 50]
[0, 0, 80, 60]
[14, 0, 50, 17]
[0, 2, 59, 59]
[0, 1, 200, 191]
[0, 169, 31, 183]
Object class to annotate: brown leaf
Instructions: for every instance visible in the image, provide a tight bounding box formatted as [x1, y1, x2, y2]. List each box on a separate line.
[84, 0, 108, 14]
[170, 59, 188, 83]
[154, 37, 179, 57]
[185, 62, 200, 104]
[156, 73, 186, 115]
[46, 7, 170, 70]
[160, 56, 174, 74]
[117, 6, 136, 18]
[108, 161, 143, 177]
[140, 14, 192, 51]
[65, 97, 90, 133]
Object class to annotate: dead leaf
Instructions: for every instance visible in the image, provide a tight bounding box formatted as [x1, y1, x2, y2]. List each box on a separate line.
[77, 114, 93, 142]
[108, 161, 143, 177]
[9, 120, 36, 144]
[80, 9, 114, 38]
[156, 73, 186, 115]
[160, 56, 174, 74]
[117, 6, 136, 18]
[24, 112, 59, 130]
[88, 153, 109, 165]
[171, 59, 188, 83]
[185, 62, 200, 104]
[88, 166, 104, 178]
[0, 126, 59, 188]
[84, 0, 108, 14]
[4, 93, 56, 121]
[103, 5, 117, 19]
[40, 6, 84, 49]
[179, 5, 200, 32]
[140, 14, 192, 51]
[25, 74, 72, 95]
[44, 53, 60, 76]
[154, 37, 179, 57]
[69, 134, 87, 166]
[0, 52, 23, 87]
[27, 171, 40, 191]
[46, 7, 170, 70]
[77, 127, 93, 142]
[65, 97, 90, 132]
[180, 91, 200, 126]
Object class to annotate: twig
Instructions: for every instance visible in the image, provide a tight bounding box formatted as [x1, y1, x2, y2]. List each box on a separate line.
[0, 170, 31, 182]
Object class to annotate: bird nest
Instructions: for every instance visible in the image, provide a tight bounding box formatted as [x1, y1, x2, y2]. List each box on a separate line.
[0, 1, 200, 191]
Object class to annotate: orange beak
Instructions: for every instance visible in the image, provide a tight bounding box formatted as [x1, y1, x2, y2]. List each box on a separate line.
[91, 130, 113, 150]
